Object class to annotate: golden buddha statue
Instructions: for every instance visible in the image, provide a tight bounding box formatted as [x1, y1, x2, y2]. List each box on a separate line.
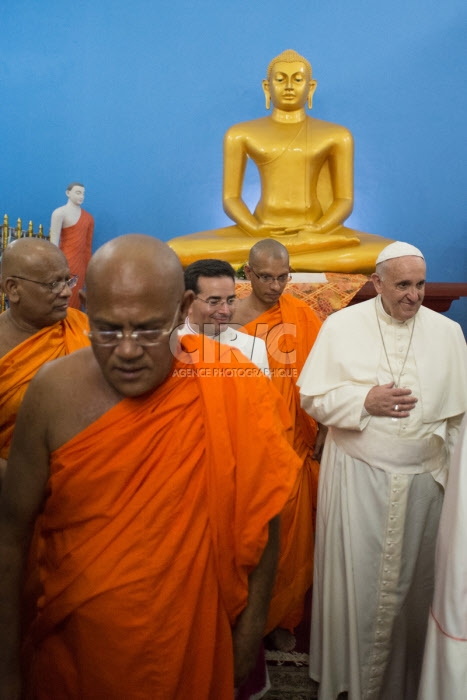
[168, 49, 393, 273]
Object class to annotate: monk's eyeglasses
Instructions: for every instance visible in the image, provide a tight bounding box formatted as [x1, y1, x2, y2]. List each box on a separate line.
[11, 274, 78, 294]
[249, 269, 291, 285]
[87, 305, 181, 347]
[194, 296, 237, 308]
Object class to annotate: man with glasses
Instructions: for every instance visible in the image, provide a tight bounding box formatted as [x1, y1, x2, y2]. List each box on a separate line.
[0, 234, 301, 699]
[233, 238, 323, 652]
[181, 259, 269, 374]
[0, 237, 89, 485]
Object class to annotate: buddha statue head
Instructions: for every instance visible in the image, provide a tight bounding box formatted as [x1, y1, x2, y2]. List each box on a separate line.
[262, 49, 317, 111]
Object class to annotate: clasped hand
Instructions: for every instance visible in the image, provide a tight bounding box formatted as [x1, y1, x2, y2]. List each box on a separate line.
[364, 382, 417, 418]
[259, 224, 326, 238]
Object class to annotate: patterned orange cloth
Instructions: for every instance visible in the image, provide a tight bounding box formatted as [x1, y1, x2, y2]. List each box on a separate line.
[0, 309, 90, 460]
[25, 335, 300, 700]
[242, 294, 322, 633]
[236, 272, 368, 321]
[59, 209, 94, 309]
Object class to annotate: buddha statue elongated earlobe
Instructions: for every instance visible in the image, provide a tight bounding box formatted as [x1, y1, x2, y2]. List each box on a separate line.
[307, 79, 318, 110]
[262, 79, 271, 110]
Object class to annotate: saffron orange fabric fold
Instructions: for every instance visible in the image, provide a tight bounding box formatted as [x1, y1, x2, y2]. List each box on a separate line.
[0, 309, 90, 460]
[25, 335, 300, 700]
[243, 293, 322, 632]
[59, 209, 94, 309]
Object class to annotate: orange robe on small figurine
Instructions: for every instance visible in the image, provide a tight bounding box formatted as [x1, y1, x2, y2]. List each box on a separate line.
[24, 335, 300, 700]
[243, 293, 322, 633]
[59, 210, 94, 309]
[0, 309, 90, 460]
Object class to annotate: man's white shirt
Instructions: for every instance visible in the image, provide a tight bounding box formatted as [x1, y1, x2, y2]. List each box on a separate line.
[179, 320, 270, 375]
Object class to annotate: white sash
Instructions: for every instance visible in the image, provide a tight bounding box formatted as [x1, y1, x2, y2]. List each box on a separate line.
[330, 425, 446, 475]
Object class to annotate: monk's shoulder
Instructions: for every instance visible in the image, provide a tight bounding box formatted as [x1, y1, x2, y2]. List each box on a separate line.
[294, 297, 321, 323]
[66, 307, 90, 329]
[32, 347, 95, 399]
[22, 347, 119, 451]
[282, 293, 314, 314]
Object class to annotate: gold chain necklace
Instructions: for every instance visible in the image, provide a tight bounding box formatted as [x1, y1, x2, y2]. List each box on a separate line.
[375, 298, 416, 388]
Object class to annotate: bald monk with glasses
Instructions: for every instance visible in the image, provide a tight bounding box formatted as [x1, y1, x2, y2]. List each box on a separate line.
[0, 234, 301, 699]
[0, 237, 89, 485]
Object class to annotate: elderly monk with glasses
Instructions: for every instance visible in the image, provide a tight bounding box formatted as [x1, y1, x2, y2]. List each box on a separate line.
[0, 237, 89, 486]
[233, 237, 324, 653]
[0, 234, 301, 700]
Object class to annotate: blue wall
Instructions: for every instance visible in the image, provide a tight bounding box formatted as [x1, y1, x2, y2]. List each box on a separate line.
[1, 1, 466, 328]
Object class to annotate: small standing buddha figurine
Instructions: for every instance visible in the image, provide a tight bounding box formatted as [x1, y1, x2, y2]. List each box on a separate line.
[50, 182, 94, 308]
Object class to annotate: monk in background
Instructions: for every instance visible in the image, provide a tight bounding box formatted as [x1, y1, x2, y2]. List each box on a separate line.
[0, 238, 89, 485]
[50, 182, 94, 308]
[233, 238, 324, 652]
[0, 234, 300, 699]
[169, 49, 393, 273]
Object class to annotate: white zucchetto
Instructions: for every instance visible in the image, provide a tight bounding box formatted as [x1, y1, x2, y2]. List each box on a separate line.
[376, 241, 425, 265]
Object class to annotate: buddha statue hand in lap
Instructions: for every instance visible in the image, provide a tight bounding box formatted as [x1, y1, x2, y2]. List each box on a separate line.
[169, 49, 393, 273]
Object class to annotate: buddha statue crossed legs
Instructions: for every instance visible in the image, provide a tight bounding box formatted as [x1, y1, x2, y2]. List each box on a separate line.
[169, 50, 393, 273]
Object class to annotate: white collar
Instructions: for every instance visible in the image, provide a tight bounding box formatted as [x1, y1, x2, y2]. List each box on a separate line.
[376, 295, 415, 328]
[185, 317, 222, 338]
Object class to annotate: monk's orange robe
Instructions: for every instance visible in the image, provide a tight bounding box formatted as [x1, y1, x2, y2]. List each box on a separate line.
[243, 293, 322, 632]
[25, 335, 300, 700]
[0, 309, 90, 460]
[59, 209, 94, 309]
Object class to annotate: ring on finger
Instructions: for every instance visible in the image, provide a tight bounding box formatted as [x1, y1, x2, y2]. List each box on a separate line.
[394, 404, 399, 411]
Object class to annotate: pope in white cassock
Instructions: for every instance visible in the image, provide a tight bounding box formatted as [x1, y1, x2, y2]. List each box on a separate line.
[298, 241, 467, 700]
